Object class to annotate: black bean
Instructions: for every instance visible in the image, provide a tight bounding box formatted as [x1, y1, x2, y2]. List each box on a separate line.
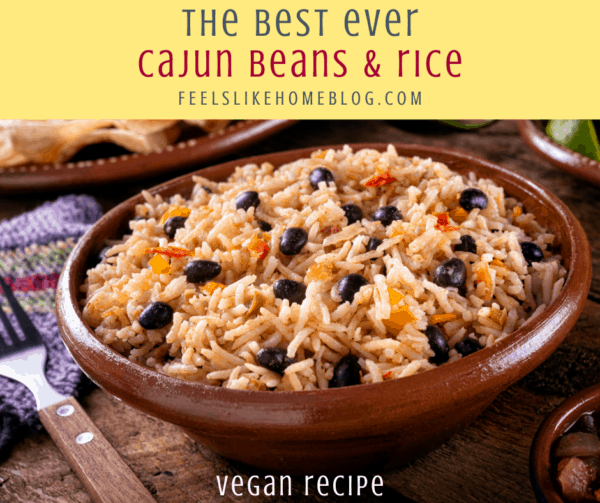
[455, 235, 477, 254]
[459, 188, 488, 211]
[309, 167, 335, 190]
[164, 216, 187, 240]
[193, 185, 213, 197]
[257, 220, 272, 232]
[520, 242, 544, 265]
[367, 237, 383, 252]
[256, 347, 296, 374]
[367, 237, 383, 261]
[337, 274, 369, 304]
[184, 260, 222, 284]
[373, 206, 402, 227]
[139, 302, 174, 330]
[132, 216, 146, 221]
[235, 191, 260, 211]
[341, 204, 363, 225]
[425, 325, 450, 365]
[279, 227, 308, 255]
[329, 353, 361, 388]
[455, 338, 482, 357]
[433, 258, 467, 289]
[273, 279, 307, 305]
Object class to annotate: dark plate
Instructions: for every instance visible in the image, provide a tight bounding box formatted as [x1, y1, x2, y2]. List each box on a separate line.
[0, 120, 296, 194]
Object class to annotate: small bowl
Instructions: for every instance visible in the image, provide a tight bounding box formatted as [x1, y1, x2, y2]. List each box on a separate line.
[56, 143, 592, 475]
[518, 120, 600, 187]
[530, 383, 600, 503]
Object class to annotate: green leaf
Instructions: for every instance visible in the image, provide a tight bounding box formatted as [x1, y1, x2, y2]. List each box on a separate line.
[438, 120, 495, 130]
[546, 120, 600, 162]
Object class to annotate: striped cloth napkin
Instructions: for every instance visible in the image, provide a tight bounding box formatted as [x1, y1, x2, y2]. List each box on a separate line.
[0, 195, 102, 456]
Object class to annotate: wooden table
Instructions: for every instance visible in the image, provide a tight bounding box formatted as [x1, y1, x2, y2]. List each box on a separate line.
[2, 120, 599, 503]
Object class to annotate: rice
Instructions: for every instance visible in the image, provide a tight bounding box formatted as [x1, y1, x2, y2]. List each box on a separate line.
[82, 145, 567, 391]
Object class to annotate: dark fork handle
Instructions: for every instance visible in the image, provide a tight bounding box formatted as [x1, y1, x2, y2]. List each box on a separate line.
[0, 275, 42, 345]
[39, 397, 156, 503]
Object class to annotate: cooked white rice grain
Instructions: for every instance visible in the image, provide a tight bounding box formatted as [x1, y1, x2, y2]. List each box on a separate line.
[83, 146, 567, 391]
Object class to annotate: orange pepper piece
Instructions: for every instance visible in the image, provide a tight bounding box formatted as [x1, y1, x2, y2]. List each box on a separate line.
[307, 263, 334, 281]
[159, 206, 191, 225]
[431, 313, 459, 325]
[200, 282, 226, 295]
[388, 287, 404, 306]
[149, 254, 171, 274]
[383, 305, 417, 333]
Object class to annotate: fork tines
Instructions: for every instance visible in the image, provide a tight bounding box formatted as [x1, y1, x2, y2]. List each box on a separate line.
[0, 275, 43, 357]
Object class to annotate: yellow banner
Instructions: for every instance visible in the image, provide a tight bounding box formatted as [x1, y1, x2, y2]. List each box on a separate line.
[1, 1, 598, 118]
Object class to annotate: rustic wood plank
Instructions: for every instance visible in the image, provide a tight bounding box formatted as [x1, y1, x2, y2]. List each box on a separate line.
[38, 397, 155, 503]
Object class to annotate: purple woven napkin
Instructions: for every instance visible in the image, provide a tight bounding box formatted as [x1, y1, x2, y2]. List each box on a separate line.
[0, 195, 102, 456]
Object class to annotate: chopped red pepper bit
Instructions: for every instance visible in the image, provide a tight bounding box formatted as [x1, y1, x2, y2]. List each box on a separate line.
[383, 371, 393, 381]
[364, 171, 397, 188]
[247, 234, 270, 259]
[321, 225, 341, 236]
[433, 212, 460, 232]
[145, 247, 194, 259]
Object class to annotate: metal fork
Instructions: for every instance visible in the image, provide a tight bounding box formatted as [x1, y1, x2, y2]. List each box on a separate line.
[0, 276, 155, 503]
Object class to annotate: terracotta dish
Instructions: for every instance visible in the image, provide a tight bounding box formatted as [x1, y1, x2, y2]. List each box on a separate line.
[56, 143, 591, 475]
[530, 383, 600, 503]
[518, 120, 600, 187]
[0, 120, 295, 194]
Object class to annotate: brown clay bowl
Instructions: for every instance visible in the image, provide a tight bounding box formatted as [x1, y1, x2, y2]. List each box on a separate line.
[530, 384, 600, 502]
[518, 120, 600, 187]
[56, 143, 592, 475]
